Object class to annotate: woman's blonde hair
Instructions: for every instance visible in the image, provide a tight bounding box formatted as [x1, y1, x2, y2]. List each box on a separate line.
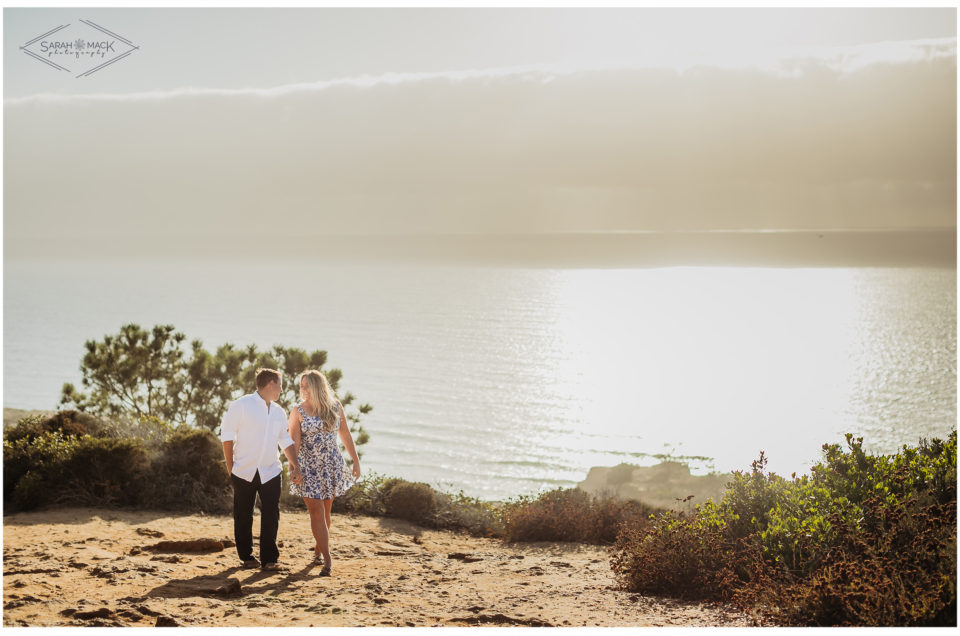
[298, 370, 340, 433]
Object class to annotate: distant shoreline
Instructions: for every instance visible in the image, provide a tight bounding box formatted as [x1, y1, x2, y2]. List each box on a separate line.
[6, 229, 955, 267]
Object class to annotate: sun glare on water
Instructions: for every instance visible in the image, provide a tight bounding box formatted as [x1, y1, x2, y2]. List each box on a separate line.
[541, 267, 864, 476]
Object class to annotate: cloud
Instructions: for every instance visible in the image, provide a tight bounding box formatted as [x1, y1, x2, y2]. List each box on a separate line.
[4, 37, 956, 250]
[6, 36, 955, 105]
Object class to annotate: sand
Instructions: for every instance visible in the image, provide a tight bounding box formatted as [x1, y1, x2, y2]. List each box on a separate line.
[3, 507, 751, 627]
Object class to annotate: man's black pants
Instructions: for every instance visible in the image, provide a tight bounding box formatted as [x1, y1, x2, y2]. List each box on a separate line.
[231, 471, 281, 564]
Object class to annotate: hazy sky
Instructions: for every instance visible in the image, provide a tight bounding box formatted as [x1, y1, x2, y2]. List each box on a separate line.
[3, 7, 957, 249]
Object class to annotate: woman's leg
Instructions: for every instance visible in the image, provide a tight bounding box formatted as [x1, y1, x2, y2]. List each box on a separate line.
[323, 498, 333, 531]
[303, 497, 330, 565]
[321, 499, 334, 567]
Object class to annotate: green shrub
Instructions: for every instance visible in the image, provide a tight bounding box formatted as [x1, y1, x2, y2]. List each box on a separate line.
[152, 428, 228, 489]
[610, 432, 958, 626]
[333, 481, 658, 544]
[330, 474, 503, 537]
[56, 436, 150, 508]
[4, 432, 150, 511]
[44, 410, 100, 437]
[4, 411, 101, 444]
[4, 415, 50, 444]
[332, 475, 428, 518]
[4, 431, 82, 509]
[11, 470, 49, 512]
[383, 480, 437, 522]
[432, 490, 503, 538]
[771, 497, 957, 626]
[96, 414, 175, 444]
[611, 506, 770, 601]
[146, 428, 231, 513]
[331, 473, 395, 515]
[3, 417, 226, 514]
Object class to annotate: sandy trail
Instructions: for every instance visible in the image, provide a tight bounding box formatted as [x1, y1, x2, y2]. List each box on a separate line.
[3, 507, 750, 627]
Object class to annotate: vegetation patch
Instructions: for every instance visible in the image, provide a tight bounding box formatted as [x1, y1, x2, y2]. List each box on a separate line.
[610, 433, 957, 626]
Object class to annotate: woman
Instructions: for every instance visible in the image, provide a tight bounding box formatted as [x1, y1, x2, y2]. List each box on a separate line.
[288, 369, 362, 576]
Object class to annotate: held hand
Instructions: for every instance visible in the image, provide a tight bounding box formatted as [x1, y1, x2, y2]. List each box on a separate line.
[290, 466, 303, 485]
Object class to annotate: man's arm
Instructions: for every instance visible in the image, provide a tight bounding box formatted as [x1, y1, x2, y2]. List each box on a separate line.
[219, 399, 241, 477]
[222, 441, 234, 476]
[282, 443, 302, 484]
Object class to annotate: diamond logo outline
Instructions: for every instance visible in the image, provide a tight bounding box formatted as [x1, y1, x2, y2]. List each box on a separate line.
[20, 19, 139, 78]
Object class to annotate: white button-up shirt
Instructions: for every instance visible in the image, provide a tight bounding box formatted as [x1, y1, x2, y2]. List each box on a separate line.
[219, 392, 296, 483]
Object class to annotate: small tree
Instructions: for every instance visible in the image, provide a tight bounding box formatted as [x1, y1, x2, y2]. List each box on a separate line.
[59, 324, 187, 421]
[60, 323, 371, 449]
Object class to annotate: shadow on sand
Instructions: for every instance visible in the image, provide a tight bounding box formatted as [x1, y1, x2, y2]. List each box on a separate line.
[141, 559, 327, 601]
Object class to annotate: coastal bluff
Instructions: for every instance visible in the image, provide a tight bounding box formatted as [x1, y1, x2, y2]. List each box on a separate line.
[577, 462, 731, 511]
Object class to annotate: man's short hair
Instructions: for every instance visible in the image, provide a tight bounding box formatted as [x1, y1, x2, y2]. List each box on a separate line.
[255, 368, 282, 389]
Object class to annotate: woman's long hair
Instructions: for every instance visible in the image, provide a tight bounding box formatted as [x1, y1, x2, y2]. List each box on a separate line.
[299, 370, 340, 433]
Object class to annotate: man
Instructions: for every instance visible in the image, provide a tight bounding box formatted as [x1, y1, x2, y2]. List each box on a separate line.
[220, 368, 302, 571]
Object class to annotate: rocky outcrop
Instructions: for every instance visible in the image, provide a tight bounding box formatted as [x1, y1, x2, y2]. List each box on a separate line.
[577, 461, 730, 511]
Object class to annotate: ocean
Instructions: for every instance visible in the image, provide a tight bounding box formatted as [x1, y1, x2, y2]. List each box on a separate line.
[3, 260, 956, 501]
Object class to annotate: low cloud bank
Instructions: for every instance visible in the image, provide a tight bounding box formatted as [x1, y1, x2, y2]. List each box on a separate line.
[5, 38, 956, 254]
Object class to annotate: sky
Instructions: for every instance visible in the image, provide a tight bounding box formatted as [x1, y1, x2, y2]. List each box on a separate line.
[3, 7, 957, 255]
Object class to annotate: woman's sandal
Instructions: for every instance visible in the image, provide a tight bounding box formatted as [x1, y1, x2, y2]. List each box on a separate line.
[313, 550, 331, 574]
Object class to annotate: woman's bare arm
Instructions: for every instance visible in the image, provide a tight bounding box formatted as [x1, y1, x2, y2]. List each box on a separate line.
[337, 402, 362, 478]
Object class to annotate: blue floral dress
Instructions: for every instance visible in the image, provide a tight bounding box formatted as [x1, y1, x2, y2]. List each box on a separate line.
[289, 404, 354, 500]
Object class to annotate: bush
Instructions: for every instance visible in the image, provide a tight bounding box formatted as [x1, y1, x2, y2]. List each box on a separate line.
[4, 432, 150, 512]
[332, 474, 398, 515]
[383, 480, 437, 523]
[4, 415, 47, 444]
[4, 431, 81, 509]
[611, 507, 770, 601]
[147, 428, 231, 513]
[4, 411, 100, 444]
[96, 414, 175, 444]
[502, 487, 660, 544]
[56, 436, 150, 508]
[771, 498, 957, 626]
[610, 432, 958, 626]
[332, 480, 658, 543]
[329, 474, 503, 537]
[432, 490, 503, 538]
[3, 412, 230, 514]
[44, 410, 100, 437]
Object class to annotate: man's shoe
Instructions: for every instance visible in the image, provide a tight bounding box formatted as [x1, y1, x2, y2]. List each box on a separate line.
[261, 562, 284, 571]
[241, 558, 260, 569]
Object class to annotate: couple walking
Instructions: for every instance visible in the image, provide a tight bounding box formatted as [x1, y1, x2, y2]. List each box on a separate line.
[219, 367, 362, 576]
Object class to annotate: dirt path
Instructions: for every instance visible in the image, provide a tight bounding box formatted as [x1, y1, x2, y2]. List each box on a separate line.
[3, 507, 750, 627]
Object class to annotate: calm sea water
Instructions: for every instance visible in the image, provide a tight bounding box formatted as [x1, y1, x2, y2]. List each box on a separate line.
[3, 261, 956, 500]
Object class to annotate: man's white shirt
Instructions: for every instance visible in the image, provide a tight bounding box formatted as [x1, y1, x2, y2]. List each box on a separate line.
[219, 392, 296, 482]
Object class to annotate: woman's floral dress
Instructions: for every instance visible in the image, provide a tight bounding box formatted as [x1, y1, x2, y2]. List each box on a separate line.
[289, 403, 354, 499]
